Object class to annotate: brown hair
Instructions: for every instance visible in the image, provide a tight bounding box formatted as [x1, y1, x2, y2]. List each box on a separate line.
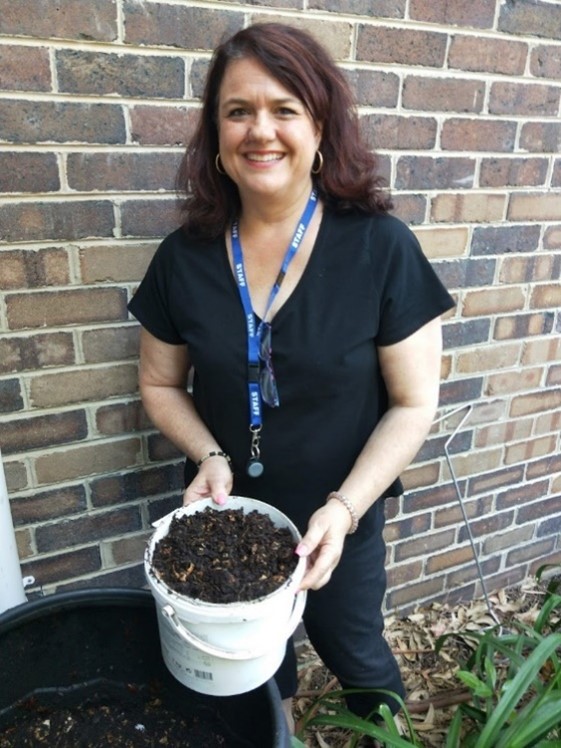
[177, 23, 392, 237]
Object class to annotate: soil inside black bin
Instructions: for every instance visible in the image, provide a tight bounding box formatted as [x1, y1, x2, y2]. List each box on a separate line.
[0, 593, 276, 748]
[0, 685, 233, 747]
[151, 507, 299, 603]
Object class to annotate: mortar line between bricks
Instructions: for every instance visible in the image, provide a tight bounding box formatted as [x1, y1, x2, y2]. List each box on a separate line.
[17, 186, 561, 198]
[0, 239, 157, 251]
[0, 144, 185, 153]
[57, 152, 69, 192]
[0, 193, 178, 203]
[2, 22, 561, 50]
[0, 36, 214, 60]
[12, 467, 181, 500]
[0, 91, 201, 106]
[2, 362, 140, 385]
[0, 398, 143, 428]
[116, 0, 125, 45]
[0, 143, 557, 159]
[357, 111, 561, 125]
[4, 432, 144, 459]
[0, 323, 139, 341]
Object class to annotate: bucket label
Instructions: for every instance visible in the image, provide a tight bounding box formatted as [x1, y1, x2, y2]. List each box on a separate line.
[194, 669, 214, 681]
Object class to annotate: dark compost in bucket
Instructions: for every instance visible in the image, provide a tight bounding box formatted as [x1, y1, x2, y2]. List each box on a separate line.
[0, 588, 289, 747]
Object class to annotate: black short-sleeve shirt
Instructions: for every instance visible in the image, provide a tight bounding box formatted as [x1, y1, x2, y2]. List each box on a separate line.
[128, 209, 455, 534]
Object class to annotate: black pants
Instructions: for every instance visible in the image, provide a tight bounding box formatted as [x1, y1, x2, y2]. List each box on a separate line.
[274, 500, 405, 717]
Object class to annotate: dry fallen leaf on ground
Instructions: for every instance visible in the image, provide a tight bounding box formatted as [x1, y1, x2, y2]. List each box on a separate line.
[294, 576, 560, 747]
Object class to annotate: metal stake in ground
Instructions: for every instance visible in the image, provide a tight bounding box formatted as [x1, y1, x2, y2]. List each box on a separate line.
[434, 403, 501, 628]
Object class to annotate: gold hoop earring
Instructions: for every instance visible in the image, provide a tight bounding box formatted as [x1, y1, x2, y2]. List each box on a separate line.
[311, 150, 323, 175]
[215, 153, 226, 175]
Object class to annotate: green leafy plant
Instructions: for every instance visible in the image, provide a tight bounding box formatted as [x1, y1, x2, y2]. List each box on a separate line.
[294, 567, 561, 748]
[439, 564, 561, 748]
[295, 687, 422, 747]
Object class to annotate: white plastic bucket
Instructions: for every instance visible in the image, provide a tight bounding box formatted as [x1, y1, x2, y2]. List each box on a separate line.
[145, 496, 307, 696]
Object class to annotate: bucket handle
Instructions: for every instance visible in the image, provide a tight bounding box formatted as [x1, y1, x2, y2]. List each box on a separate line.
[160, 589, 307, 661]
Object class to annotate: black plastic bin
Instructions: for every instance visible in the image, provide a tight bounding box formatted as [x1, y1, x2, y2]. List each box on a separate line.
[0, 588, 290, 747]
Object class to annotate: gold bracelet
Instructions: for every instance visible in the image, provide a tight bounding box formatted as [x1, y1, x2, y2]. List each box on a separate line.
[327, 491, 359, 534]
[196, 451, 232, 469]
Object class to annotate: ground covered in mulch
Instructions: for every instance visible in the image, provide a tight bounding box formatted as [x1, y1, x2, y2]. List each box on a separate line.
[294, 576, 558, 747]
[151, 507, 298, 603]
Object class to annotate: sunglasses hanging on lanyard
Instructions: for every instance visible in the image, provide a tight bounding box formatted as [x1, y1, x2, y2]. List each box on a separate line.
[231, 189, 318, 477]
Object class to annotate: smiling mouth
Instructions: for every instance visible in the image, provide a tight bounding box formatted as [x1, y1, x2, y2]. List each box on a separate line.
[245, 153, 284, 163]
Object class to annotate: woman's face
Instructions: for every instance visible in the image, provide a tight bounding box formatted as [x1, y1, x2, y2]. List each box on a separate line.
[217, 57, 322, 206]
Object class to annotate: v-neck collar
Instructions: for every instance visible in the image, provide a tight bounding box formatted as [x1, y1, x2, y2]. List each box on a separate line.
[222, 208, 328, 327]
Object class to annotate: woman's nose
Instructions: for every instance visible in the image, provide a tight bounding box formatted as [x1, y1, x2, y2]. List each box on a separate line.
[247, 111, 275, 141]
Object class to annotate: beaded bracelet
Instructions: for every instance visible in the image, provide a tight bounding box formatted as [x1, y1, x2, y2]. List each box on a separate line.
[327, 491, 359, 534]
[196, 451, 232, 470]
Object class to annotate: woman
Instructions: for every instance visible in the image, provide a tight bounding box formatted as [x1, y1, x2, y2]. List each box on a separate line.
[129, 23, 454, 734]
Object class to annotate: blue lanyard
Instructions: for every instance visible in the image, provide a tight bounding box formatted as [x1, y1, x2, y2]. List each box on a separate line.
[231, 189, 318, 433]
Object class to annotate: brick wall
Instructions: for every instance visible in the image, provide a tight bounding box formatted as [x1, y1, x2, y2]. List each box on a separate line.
[1, 0, 560, 611]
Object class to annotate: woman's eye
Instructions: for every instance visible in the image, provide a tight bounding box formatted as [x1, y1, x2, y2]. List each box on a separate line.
[278, 107, 297, 116]
[227, 108, 248, 118]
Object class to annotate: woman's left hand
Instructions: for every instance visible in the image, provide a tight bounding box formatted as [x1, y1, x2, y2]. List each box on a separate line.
[295, 500, 353, 590]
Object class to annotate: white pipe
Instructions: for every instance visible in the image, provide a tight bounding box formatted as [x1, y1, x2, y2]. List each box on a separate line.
[0, 447, 27, 614]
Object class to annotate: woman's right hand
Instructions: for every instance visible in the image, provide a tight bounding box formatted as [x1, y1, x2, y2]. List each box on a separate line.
[182, 456, 234, 506]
